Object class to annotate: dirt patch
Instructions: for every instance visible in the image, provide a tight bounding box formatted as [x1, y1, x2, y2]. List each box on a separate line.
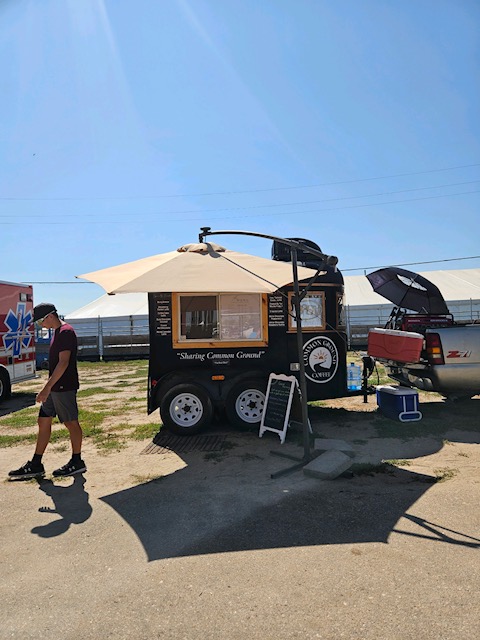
[1, 359, 479, 492]
[1, 361, 479, 640]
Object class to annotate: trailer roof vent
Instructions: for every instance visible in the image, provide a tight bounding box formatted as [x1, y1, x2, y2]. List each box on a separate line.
[177, 242, 226, 254]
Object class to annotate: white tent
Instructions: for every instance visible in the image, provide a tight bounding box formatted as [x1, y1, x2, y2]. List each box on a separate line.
[66, 269, 480, 353]
[343, 269, 480, 307]
[66, 293, 149, 359]
[67, 292, 148, 320]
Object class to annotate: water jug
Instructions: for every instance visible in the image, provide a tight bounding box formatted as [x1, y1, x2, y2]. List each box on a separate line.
[347, 362, 362, 391]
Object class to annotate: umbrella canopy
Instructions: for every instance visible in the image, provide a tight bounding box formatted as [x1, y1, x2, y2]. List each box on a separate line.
[77, 242, 320, 294]
[366, 266, 450, 314]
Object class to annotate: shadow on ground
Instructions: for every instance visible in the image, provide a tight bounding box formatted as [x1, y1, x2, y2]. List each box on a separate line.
[31, 475, 92, 537]
[100, 398, 480, 561]
[100, 454, 479, 562]
[0, 392, 36, 418]
[309, 397, 480, 441]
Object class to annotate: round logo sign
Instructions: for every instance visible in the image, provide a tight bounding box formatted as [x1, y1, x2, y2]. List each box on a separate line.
[303, 336, 338, 383]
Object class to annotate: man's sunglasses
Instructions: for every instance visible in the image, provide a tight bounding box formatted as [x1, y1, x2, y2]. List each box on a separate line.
[35, 312, 53, 325]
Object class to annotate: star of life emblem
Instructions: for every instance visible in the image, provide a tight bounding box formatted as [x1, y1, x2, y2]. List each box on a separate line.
[2, 302, 33, 357]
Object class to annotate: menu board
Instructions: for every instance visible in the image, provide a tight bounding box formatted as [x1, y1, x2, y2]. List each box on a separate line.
[259, 374, 298, 444]
[154, 294, 172, 336]
[268, 294, 285, 327]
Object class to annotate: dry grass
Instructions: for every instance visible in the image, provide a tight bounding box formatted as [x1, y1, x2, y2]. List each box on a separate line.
[0, 360, 158, 453]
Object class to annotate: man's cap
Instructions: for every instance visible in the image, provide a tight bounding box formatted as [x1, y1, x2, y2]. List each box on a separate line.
[33, 303, 57, 322]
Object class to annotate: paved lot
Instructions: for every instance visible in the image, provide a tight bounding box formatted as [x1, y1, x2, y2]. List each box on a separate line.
[1, 414, 479, 640]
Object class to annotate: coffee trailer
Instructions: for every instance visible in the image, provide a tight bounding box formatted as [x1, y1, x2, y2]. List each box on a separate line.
[147, 238, 356, 435]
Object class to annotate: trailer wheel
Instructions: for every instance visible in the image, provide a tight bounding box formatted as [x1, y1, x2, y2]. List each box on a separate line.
[225, 378, 266, 430]
[0, 368, 11, 403]
[160, 383, 213, 435]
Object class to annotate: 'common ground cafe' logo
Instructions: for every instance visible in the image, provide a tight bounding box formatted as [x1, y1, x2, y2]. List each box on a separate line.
[303, 336, 338, 383]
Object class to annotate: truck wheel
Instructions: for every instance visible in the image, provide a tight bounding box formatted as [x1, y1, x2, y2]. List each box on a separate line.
[225, 378, 266, 430]
[160, 383, 213, 436]
[0, 369, 11, 402]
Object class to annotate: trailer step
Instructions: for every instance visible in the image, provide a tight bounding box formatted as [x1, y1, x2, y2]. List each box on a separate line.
[141, 433, 228, 454]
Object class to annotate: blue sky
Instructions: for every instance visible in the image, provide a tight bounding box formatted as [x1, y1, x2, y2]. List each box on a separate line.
[1, 0, 479, 314]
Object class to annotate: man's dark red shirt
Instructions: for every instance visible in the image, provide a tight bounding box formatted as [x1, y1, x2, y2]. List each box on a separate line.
[48, 323, 79, 391]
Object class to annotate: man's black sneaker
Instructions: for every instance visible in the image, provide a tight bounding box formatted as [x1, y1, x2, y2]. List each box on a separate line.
[52, 459, 87, 477]
[8, 461, 45, 480]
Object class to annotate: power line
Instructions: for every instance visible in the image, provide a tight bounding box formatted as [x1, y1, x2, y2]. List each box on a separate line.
[2, 162, 479, 201]
[342, 255, 480, 272]
[2, 188, 479, 225]
[1, 180, 478, 219]
[22, 255, 480, 284]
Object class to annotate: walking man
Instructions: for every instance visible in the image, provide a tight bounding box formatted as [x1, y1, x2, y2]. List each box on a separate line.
[9, 303, 86, 480]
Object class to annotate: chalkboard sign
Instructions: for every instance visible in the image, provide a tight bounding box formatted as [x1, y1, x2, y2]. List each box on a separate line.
[259, 374, 299, 444]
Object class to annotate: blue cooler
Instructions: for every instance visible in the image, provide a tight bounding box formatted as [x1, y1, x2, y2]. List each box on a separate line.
[376, 386, 422, 422]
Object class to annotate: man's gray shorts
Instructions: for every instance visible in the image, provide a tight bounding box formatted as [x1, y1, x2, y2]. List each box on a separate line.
[39, 391, 79, 423]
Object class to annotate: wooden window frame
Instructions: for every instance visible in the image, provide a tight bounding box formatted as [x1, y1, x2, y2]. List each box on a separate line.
[287, 291, 326, 332]
[172, 293, 269, 349]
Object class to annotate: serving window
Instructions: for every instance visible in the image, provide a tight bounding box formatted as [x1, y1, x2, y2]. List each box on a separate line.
[287, 291, 325, 331]
[173, 293, 268, 347]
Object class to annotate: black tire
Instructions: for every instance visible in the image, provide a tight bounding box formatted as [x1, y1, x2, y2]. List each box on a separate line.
[0, 368, 11, 403]
[159, 383, 214, 436]
[225, 378, 267, 429]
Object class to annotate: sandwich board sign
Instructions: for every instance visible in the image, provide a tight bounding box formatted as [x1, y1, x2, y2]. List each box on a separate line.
[259, 373, 311, 444]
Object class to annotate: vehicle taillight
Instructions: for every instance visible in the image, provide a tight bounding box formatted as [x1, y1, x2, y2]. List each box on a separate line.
[426, 333, 444, 365]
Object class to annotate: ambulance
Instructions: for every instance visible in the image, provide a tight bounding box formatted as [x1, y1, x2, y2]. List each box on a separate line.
[0, 281, 36, 402]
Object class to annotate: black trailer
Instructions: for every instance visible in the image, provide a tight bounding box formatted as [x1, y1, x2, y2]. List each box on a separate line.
[147, 238, 358, 435]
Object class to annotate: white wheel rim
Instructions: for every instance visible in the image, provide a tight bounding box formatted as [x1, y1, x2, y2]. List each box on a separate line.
[169, 393, 204, 427]
[235, 388, 265, 423]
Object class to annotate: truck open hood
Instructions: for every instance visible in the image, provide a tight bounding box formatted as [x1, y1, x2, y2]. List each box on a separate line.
[366, 266, 450, 314]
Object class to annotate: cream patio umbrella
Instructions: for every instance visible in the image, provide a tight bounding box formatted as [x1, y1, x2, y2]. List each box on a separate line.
[77, 242, 319, 293]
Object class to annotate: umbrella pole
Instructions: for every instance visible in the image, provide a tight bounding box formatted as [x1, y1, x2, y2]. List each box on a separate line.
[293, 249, 312, 463]
[198, 228, 320, 477]
[270, 248, 313, 478]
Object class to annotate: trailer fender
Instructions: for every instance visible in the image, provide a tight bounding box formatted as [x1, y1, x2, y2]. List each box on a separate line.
[151, 369, 268, 413]
[150, 372, 211, 411]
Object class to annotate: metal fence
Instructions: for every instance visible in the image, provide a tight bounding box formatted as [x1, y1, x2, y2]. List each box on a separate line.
[68, 315, 150, 360]
[61, 300, 480, 359]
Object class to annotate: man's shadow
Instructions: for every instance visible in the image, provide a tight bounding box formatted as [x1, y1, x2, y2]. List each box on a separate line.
[31, 475, 92, 538]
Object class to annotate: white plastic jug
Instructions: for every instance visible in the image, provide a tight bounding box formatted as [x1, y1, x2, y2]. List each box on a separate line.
[347, 362, 362, 391]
